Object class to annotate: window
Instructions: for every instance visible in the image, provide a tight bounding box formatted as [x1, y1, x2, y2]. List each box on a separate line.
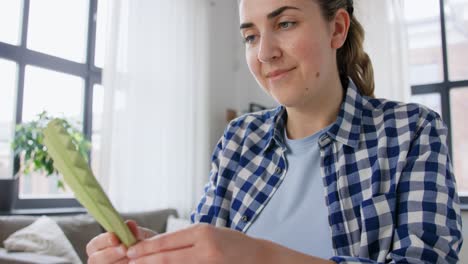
[404, 0, 468, 199]
[0, 59, 18, 181]
[0, 0, 107, 209]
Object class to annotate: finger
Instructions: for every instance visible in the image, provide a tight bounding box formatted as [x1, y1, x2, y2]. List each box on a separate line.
[127, 224, 201, 259]
[86, 232, 121, 256]
[126, 220, 158, 241]
[128, 245, 196, 264]
[138, 226, 158, 239]
[126, 220, 139, 238]
[87, 244, 127, 264]
[114, 258, 130, 264]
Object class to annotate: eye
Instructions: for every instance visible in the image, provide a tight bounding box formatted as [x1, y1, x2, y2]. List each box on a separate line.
[278, 21, 296, 29]
[243, 35, 257, 44]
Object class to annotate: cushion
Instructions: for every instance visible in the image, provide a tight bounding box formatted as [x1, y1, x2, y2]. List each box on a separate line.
[3, 216, 82, 264]
[0, 208, 179, 262]
[53, 214, 102, 262]
[166, 215, 191, 233]
[0, 247, 69, 264]
[0, 214, 102, 263]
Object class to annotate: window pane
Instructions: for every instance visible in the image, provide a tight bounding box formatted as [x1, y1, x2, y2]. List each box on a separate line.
[91, 84, 104, 174]
[20, 65, 84, 198]
[450, 88, 468, 195]
[0, 59, 18, 178]
[23, 66, 84, 124]
[410, 93, 442, 116]
[445, 0, 468, 81]
[27, 0, 89, 62]
[404, 0, 444, 85]
[19, 173, 74, 199]
[0, 1, 23, 45]
[95, 0, 108, 68]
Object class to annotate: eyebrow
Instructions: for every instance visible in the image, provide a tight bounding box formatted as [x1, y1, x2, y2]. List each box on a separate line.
[239, 6, 300, 30]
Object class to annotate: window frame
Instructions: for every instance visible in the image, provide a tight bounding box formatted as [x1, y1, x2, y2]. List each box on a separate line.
[0, 0, 101, 209]
[409, 0, 468, 203]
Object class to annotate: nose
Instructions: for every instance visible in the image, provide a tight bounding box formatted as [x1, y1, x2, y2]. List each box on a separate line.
[257, 33, 281, 63]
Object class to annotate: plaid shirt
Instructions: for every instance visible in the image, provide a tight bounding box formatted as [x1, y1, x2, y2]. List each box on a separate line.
[191, 80, 463, 263]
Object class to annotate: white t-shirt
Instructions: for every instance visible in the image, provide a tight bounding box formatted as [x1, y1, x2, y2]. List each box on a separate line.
[246, 125, 334, 259]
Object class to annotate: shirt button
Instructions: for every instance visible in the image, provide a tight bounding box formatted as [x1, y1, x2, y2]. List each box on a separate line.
[319, 134, 327, 142]
[275, 167, 282, 174]
[241, 215, 249, 222]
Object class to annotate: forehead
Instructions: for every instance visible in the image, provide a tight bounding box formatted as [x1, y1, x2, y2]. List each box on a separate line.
[239, 0, 313, 21]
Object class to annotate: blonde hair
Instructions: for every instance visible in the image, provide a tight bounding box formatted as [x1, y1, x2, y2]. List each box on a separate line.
[316, 0, 375, 97]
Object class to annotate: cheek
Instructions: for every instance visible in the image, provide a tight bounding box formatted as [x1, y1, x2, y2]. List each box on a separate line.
[294, 38, 324, 73]
[283, 25, 327, 70]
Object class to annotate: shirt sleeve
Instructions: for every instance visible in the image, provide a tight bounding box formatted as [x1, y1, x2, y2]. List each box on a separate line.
[190, 135, 227, 226]
[191, 114, 242, 229]
[331, 115, 463, 263]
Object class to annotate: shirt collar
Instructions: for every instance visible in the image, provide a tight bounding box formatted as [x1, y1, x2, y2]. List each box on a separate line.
[261, 106, 287, 154]
[263, 78, 363, 152]
[325, 79, 363, 149]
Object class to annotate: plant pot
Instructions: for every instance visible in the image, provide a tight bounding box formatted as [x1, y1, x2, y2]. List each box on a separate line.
[0, 176, 19, 212]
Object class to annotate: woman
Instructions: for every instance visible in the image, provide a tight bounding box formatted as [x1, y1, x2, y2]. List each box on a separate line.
[87, 0, 463, 263]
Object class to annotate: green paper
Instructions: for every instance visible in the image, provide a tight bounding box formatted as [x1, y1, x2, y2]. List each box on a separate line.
[43, 119, 136, 247]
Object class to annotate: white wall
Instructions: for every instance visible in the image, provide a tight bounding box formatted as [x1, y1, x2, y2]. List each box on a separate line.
[206, 0, 238, 153]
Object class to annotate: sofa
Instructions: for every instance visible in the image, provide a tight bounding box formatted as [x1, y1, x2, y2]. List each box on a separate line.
[0, 208, 178, 263]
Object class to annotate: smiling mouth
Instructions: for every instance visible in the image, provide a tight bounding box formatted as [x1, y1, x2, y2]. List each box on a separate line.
[266, 67, 296, 81]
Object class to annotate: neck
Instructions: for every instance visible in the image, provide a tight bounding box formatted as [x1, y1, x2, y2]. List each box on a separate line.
[285, 76, 344, 140]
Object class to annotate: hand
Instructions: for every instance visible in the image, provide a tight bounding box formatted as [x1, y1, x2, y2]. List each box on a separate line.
[86, 220, 158, 264]
[126, 223, 336, 264]
[126, 224, 264, 264]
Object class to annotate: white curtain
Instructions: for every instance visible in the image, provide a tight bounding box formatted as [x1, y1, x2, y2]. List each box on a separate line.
[355, 0, 411, 102]
[98, 0, 210, 217]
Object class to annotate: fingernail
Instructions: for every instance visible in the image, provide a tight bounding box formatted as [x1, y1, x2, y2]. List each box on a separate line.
[117, 246, 126, 256]
[127, 248, 136, 258]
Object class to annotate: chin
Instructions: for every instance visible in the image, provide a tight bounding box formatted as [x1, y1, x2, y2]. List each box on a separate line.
[267, 86, 304, 108]
[270, 94, 304, 108]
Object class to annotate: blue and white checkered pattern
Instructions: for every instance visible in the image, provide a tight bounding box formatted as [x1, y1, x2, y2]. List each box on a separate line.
[191, 80, 463, 263]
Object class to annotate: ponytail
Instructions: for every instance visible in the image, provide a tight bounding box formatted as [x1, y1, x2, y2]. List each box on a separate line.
[338, 16, 375, 97]
[317, 0, 375, 97]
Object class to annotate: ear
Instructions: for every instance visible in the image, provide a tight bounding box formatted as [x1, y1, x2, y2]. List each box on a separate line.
[330, 8, 351, 49]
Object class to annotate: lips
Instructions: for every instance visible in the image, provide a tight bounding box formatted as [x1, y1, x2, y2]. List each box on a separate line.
[266, 67, 296, 80]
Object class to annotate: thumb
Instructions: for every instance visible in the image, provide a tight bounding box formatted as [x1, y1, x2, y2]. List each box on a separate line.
[125, 220, 158, 241]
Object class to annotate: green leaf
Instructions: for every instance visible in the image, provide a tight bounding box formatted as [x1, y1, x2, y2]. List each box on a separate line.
[11, 111, 91, 185]
[43, 119, 136, 247]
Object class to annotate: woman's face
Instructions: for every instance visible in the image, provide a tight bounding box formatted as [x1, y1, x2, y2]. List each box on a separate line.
[239, 0, 341, 108]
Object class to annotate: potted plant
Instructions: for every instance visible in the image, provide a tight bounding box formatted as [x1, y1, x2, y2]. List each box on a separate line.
[0, 111, 91, 211]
